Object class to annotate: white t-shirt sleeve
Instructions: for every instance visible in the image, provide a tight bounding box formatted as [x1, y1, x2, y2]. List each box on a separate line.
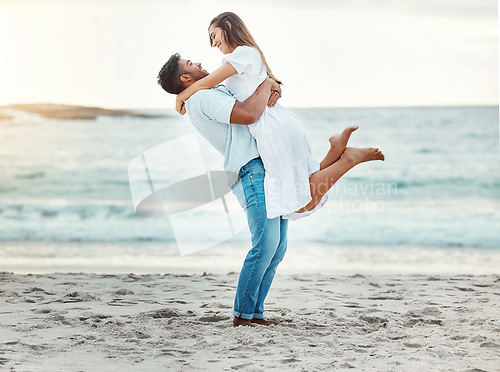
[222, 46, 260, 75]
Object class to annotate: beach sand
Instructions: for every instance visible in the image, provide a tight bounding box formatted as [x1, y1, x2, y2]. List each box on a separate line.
[0, 271, 499, 371]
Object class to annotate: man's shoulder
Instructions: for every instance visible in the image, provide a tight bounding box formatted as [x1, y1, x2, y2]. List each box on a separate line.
[186, 85, 235, 124]
[187, 85, 234, 111]
[191, 85, 231, 100]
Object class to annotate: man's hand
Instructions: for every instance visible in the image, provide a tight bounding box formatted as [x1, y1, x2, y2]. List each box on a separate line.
[176, 97, 186, 115]
[267, 79, 281, 108]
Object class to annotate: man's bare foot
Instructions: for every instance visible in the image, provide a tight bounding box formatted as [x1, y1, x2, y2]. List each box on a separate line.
[342, 147, 385, 165]
[326, 125, 359, 164]
[250, 318, 280, 326]
[233, 316, 255, 327]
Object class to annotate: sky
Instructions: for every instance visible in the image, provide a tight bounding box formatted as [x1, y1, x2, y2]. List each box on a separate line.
[0, 0, 498, 108]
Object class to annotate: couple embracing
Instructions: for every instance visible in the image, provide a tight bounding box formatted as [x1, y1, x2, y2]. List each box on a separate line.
[157, 12, 384, 327]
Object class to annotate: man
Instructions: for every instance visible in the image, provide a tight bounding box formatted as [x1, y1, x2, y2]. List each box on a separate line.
[158, 53, 284, 327]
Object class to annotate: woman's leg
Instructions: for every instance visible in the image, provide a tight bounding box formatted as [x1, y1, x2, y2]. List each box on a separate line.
[319, 125, 358, 170]
[296, 147, 385, 213]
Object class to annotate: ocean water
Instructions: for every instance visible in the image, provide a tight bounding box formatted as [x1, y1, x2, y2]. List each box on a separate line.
[0, 106, 498, 274]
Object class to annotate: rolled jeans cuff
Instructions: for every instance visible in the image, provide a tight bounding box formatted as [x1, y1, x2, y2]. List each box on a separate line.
[232, 311, 253, 320]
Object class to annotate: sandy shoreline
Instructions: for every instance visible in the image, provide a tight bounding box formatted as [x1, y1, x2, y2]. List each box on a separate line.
[1, 271, 499, 371]
[2, 241, 500, 277]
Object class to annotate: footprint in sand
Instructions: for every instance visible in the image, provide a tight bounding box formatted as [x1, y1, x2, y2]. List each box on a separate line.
[149, 309, 180, 318]
[198, 315, 228, 323]
[480, 341, 500, 348]
[404, 342, 422, 348]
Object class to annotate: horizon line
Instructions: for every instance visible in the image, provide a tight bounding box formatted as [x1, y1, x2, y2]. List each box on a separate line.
[1, 102, 498, 111]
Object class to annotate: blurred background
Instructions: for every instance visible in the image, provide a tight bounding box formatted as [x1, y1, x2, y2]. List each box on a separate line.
[0, 0, 498, 275]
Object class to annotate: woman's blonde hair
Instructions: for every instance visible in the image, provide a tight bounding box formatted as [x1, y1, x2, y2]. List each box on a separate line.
[209, 12, 282, 85]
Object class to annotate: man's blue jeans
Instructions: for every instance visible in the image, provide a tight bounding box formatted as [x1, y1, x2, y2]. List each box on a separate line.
[231, 158, 288, 320]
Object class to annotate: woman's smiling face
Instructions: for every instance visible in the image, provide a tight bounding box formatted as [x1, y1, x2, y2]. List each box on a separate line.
[209, 24, 234, 55]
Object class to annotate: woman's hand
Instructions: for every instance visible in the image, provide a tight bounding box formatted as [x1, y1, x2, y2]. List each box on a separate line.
[267, 80, 282, 108]
[176, 97, 186, 115]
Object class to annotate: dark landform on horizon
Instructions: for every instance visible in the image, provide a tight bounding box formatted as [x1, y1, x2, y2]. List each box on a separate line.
[0, 103, 165, 120]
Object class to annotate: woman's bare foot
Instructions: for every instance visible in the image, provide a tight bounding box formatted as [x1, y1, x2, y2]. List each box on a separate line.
[329, 125, 358, 149]
[342, 147, 385, 165]
[233, 316, 255, 327]
[250, 318, 280, 326]
[321, 125, 359, 169]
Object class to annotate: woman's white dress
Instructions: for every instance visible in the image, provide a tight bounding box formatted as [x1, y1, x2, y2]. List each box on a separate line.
[223, 46, 328, 220]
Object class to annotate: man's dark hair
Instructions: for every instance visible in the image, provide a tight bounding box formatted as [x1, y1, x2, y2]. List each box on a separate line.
[157, 53, 185, 95]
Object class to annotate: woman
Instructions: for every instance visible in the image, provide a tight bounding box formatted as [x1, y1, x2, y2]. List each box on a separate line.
[175, 12, 384, 220]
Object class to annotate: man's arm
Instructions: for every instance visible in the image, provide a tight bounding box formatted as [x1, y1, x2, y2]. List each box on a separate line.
[230, 78, 280, 125]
